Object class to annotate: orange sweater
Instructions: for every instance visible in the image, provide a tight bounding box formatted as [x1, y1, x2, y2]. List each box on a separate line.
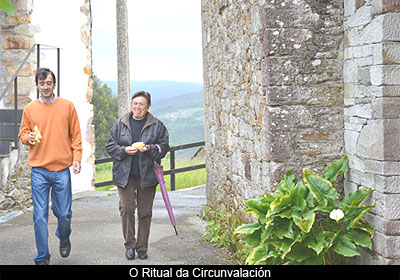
[18, 98, 82, 171]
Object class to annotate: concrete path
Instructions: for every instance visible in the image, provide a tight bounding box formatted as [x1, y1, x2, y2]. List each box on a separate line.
[0, 185, 233, 265]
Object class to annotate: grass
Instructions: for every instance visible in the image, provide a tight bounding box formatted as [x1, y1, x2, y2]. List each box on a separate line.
[95, 157, 206, 192]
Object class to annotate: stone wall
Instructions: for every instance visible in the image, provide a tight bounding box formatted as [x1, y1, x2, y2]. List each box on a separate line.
[343, 0, 400, 264]
[201, 0, 344, 206]
[0, 0, 36, 216]
[202, 0, 400, 265]
[0, 0, 36, 109]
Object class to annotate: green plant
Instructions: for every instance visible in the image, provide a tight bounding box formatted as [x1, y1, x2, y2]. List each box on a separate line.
[202, 202, 250, 263]
[0, 0, 15, 15]
[234, 155, 375, 265]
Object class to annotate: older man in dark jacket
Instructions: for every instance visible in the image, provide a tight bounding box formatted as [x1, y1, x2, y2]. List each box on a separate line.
[106, 91, 169, 261]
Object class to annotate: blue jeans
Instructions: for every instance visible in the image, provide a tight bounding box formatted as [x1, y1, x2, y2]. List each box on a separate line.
[31, 167, 72, 264]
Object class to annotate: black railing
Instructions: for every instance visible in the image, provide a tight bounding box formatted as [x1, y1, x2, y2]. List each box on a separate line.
[94, 141, 206, 191]
[0, 44, 61, 151]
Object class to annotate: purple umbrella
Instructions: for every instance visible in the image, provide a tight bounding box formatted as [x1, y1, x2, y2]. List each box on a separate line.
[153, 161, 178, 235]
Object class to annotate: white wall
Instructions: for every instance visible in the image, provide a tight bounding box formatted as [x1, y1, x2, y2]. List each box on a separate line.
[31, 1, 94, 192]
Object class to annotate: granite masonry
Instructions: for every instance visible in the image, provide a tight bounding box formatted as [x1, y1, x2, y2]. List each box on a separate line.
[202, 0, 400, 264]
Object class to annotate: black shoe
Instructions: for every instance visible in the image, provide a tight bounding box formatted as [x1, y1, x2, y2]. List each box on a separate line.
[35, 260, 49, 265]
[137, 251, 148, 260]
[126, 248, 135, 260]
[60, 240, 71, 258]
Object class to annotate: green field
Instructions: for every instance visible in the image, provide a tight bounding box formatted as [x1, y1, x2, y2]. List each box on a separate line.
[95, 157, 206, 192]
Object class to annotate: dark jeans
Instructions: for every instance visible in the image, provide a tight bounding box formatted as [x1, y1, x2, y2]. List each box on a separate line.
[117, 176, 156, 253]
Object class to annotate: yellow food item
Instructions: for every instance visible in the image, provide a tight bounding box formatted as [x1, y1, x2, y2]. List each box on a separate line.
[34, 125, 42, 144]
[131, 142, 145, 149]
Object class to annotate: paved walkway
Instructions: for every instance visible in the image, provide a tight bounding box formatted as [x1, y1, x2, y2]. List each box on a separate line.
[0, 185, 233, 265]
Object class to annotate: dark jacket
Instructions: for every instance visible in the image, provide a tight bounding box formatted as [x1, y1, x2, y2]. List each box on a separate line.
[106, 111, 169, 188]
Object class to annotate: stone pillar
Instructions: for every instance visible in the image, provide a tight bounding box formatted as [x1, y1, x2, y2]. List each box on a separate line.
[0, 0, 36, 109]
[343, 0, 400, 264]
[261, 0, 344, 190]
[116, 0, 130, 117]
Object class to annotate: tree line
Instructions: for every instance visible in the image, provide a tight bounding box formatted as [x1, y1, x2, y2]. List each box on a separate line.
[92, 75, 118, 159]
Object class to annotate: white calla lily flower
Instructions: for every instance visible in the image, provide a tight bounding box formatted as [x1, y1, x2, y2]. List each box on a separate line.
[329, 209, 344, 222]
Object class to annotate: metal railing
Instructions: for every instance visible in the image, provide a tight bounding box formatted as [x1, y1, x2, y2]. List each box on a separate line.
[94, 141, 206, 191]
[0, 44, 61, 151]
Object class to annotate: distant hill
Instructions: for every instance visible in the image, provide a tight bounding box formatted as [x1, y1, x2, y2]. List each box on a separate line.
[104, 80, 204, 101]
[150, 90, 205, 159]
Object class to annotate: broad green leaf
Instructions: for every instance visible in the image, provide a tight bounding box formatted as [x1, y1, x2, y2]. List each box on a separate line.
[276, 208, 294, 219]
[353, 218, 375, 239]
[267, 237, 296, 257]
[339, 189, 373, 209]
[302, 255, 324, 265]
[268, 193, 293, 216]
[244, 196, 272, 221]
[322, 155, 348, 183]
[274, 218, 294, 240]
[303, 169, 338, 206]
[291, 181, 308, 212]
[314, 205, 334, 213]
[304, 232, 335, 255]
[333, 235, 360, 257]
[246, 243, 268, 265]
[347, 228, 372, 250]
[292, 209, 315, 233]
[234, 222, 262, 236]
[286, 242, 316, 263]
[243, 228, 262, 247]
[0, 0, 15, 16]
[344, 205, 375, 231]
[277, 169, 296, 195]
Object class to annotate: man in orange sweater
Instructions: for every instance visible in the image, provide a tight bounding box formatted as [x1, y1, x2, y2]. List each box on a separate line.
[18, 68, 82, 265]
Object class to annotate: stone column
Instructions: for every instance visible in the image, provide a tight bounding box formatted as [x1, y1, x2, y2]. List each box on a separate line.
[344, 0, 400, 264]
[116, 0, 130, 117]
[0, 0, 36, 109]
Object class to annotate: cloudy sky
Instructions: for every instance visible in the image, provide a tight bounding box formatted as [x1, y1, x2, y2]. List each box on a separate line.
[91, 0, 204, 83]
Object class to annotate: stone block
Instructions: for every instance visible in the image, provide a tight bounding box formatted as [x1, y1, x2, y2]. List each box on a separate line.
[343, 59, 358, 83]
[344, 5, 371, 28]
[365, 213, 400, 236]
[382, 13, 400, 41]
[344, 103, 372, 118]
[344, 0, 356, 16]
[372, 230, 400, 259]
[374, 42, 400, 65]
[371, 65, 400, 85]
[372, 0, 400, 16]
[374, 175, 400, 194]
[263, 28, 313, 57]
[368, 85, 400, 97]
[1, 36, 34, 50]
[345, 167, 375, 187]
[357, 119, 400, 161]
[358, 66, 371, 85]
[372, 97, 400, 119]
[344, 129, 359, 155]
[357, 120, 384, 160]
[370, 191, 400, 219]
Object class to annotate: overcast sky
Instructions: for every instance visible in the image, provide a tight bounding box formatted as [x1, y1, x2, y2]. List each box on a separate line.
[91, 0, 204, 83]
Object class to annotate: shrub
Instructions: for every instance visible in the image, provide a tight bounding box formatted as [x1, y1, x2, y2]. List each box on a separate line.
[234, 156, 375, 265]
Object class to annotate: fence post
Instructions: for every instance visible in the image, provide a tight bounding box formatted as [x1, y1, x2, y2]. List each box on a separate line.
[36, 44, 40, 99]
[170, 149, 175, 191]
[14, 77, 18, 150]
[57, 47, 60, 96]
